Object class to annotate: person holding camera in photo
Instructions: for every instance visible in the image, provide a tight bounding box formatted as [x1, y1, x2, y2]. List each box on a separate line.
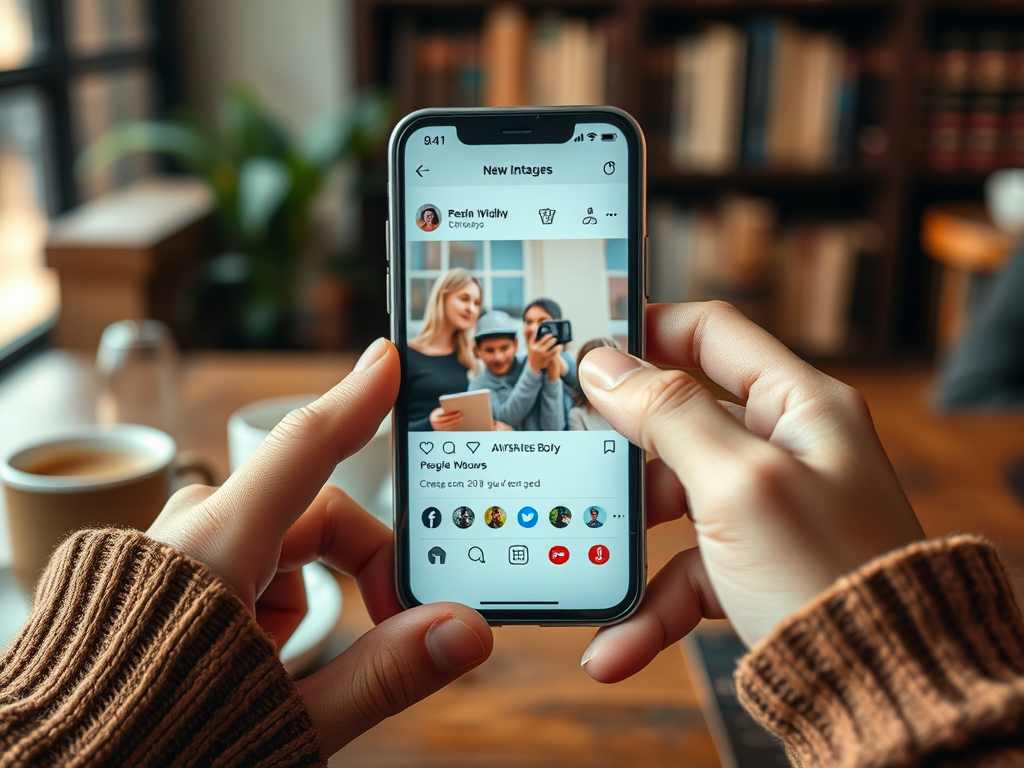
[522, 299, 577, 419]
[468, 310, 565, 431]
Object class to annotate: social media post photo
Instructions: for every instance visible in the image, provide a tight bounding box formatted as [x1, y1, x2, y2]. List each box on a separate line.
[402, 235, 634, 609]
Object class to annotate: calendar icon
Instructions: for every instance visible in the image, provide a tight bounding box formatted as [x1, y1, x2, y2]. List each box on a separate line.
[509, 545, 529, 565]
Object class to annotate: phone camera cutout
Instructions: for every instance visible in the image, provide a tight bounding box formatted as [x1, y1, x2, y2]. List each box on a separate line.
[485, 505, 507, 529]
[453, 506, 475, 528]
[549, 506, 572, 528]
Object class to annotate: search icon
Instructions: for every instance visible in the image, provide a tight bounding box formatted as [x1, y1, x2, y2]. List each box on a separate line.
[468, 546, 485, 564]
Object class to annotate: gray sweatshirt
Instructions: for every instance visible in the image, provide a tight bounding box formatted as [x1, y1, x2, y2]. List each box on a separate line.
[469, 356, 565, 431]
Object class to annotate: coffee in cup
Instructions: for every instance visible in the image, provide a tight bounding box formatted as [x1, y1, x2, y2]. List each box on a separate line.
[1, 424, 214, 594]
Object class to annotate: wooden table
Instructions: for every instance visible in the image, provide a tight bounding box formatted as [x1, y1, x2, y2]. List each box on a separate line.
[2, 351, 1023, 767]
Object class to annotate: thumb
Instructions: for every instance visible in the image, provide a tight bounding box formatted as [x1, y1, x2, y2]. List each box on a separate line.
[579, 347, 758, 503]
[295, 603, 492, 754]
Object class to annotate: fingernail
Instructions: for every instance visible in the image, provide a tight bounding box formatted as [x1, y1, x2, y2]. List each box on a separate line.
[580, 347, 644, 390]
[354, 338, 388, 372]
[426, 618, 486, 672]
[580, 639, 599, 668]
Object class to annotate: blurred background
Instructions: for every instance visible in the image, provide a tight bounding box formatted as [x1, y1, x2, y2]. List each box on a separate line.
[1, 0, 1022, 364]
[2, 3, 1023, 765]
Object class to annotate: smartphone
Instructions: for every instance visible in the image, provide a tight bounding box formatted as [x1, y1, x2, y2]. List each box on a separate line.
[387, 107, 647, 625]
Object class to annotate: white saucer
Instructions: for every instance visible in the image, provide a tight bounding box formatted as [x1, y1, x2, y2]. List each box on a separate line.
[281, 562, 343, 676]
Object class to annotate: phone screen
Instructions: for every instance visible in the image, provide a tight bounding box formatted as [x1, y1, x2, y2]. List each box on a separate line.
[390, 110, 645, 623]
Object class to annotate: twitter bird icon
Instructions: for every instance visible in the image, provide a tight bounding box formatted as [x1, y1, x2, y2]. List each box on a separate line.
[517, 506, 538, 528]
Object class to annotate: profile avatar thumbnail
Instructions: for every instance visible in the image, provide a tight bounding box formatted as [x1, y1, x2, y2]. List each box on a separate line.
[416, 204, 440, 232]
[485, 506, 507, 529]
[549, 506, 571, 528]
[453, 506, 475, 528]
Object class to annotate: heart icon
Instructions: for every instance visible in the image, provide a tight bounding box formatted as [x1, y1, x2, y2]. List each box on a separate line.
[419, 442, 434, 454]
[467, 442, 480, 454]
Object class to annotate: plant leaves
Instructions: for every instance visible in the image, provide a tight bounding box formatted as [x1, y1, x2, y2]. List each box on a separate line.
[301, 91, 391, 171]
[76, 120, 219, 178]
[238, 156, 291, 242]
[219, 86, 291, 161]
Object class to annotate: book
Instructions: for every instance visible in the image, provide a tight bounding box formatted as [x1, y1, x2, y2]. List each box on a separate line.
[926, 31, 973, 170]
[648, 201, 698, 303]
[646, 45, 674, 157]
[964, 31, 1012, 171]
[482, 5, 529, 106]
[646, 198, 868, 354]
[670, 36, 697, 167]
[767, 20, 803, 166]
[742, 17, 777, 167]
[794, 31, 844, 167]
[671, 24, 746, 170]
[833, 49, 862, 166]
[529, 13, 606, 106]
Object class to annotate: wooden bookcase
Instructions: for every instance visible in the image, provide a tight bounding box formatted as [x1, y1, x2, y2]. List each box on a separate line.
[353, 0, 1023, 360]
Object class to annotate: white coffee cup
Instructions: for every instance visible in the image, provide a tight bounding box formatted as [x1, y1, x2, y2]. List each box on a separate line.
[227, 395, 392, 524]
[986, 169, 1024, 237]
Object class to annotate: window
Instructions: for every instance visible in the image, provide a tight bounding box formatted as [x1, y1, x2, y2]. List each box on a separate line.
[407, 240, 531, 337]
[605, 239, 628, 346]
[0, 0, 171, 361]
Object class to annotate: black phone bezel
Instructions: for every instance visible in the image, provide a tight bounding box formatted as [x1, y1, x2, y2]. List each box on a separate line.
[388, 107, 647, 626]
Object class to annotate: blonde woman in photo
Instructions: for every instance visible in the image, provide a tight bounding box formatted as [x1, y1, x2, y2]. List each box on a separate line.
[407, 268, 482, 431]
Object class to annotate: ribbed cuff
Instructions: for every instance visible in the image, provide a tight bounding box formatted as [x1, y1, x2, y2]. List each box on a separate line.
[0, 529, 326, 768]
[736, 536, 1024, 768]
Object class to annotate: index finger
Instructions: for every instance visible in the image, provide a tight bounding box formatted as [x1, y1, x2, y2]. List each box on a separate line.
[204, 339, 400, 568]
[645, 302, 831, 439]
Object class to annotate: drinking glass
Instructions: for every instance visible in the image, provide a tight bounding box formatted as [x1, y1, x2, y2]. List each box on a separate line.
[95, 320, 179, 437]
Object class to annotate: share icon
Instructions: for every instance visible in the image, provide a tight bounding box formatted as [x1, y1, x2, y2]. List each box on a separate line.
[466, 442, 480, 454]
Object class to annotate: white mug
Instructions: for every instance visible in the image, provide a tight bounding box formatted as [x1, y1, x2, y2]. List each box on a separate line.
[227, 395, 392, 524]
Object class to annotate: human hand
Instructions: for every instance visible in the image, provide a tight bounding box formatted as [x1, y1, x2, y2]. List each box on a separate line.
[546, 344, 566, 381]
[494, 420, 514, 431]
[429, 406, 463, 431]
[576, 303, 923, 682]
[527, 332, 559, 373]
[146, 339, 492, 753]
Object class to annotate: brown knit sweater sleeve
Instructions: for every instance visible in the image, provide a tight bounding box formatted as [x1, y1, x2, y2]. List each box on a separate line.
[736, 536, 1024, 768]
[0, 528, 326, 768]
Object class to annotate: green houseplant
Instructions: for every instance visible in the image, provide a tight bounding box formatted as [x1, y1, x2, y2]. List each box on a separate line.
[79, 87, 389, 347]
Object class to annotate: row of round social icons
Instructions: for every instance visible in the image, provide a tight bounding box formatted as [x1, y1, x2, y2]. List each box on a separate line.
[421, 505, 607, 530]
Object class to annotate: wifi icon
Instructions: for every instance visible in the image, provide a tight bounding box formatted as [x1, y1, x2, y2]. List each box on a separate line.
[573, 133, 584, 142]
[587, 132, 597, 141]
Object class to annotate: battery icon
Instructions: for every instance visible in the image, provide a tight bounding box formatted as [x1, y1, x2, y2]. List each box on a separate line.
[601, 133, 617, 142]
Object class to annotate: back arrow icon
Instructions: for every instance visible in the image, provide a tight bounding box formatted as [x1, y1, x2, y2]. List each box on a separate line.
[416, 165, 429, 177]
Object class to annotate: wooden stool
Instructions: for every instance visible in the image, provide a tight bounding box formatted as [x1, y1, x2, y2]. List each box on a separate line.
[920, 203, 1017, 352]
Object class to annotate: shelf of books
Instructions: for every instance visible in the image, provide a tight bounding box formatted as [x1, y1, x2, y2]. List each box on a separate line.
[356, 0, 1024, 360]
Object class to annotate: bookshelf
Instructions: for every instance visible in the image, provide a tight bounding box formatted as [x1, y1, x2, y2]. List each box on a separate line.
[354, 0, 1024, 361]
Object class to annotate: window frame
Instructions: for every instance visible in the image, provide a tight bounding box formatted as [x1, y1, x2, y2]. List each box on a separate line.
[0, 0, 176, 365]
[406, 239, 533, 338]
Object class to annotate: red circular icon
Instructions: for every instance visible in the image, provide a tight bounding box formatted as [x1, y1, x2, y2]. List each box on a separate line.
[588, 545, 610, 565]
[548, 545, 570, 564]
